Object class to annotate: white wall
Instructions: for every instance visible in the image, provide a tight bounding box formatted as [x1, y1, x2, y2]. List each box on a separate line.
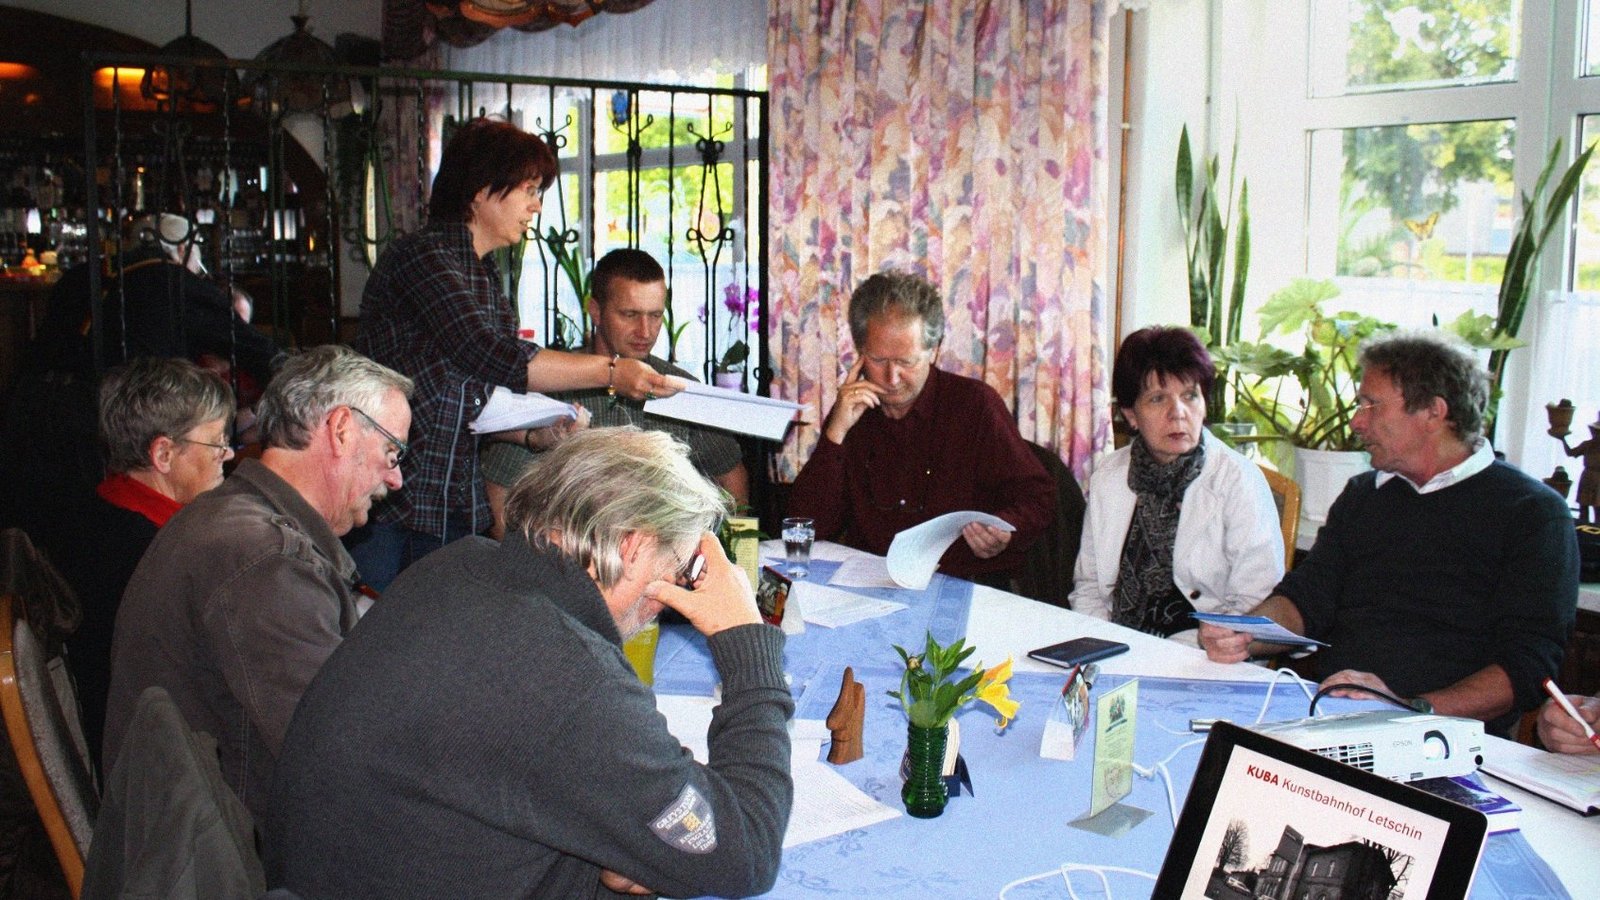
[9, 0, 382, 59]
[1115, 0, 1216, 340]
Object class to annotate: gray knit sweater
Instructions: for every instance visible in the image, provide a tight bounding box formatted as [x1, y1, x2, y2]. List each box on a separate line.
[264, 535, 793, 899]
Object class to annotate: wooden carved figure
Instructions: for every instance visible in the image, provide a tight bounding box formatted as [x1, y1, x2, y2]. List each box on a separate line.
[826, 666, 866, 764]
[1561, 416, 1600, 525]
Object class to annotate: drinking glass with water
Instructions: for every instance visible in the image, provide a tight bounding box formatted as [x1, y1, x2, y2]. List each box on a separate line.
[781, 517, 814, 577]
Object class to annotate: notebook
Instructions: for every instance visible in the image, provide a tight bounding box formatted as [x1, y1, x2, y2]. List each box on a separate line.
[1154, 721, 1487, 899]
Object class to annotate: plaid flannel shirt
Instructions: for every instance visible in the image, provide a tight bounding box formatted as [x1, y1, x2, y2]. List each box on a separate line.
[355, 223, 536, 539]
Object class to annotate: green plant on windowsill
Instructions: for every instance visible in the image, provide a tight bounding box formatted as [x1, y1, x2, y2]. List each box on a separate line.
[1442, 138, 1595, 441]
[1215, 278, 1394, 456]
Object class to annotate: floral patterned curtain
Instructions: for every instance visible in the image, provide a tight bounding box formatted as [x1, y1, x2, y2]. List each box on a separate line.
[768, 0, 1111, 482]
[384, 0, 658, 59]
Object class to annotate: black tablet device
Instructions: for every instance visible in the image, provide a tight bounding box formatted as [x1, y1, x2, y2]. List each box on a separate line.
[1154, 721, 1488, 899]
[1027, 637, 1130, 669]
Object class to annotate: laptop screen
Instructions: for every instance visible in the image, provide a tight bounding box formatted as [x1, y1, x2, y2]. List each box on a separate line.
[1155, 722, 1487, 899]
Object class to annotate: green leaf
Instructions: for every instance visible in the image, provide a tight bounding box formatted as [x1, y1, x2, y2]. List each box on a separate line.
[1256, 278, 1340, 339]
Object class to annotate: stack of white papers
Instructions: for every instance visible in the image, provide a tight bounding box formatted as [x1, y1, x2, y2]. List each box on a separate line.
[468, 386, 578, 433]
[790, 581, 907, 628]
[886, 511, 1015, 590]
[643, 381, 803, 441]
[656, 701, 900, 848]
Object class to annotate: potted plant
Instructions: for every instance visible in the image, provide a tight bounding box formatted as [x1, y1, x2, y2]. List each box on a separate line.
[1442, 138, 1595, 441]
[1175, 124, 1250, 422]
[707, 282, 759, 390]
[888, 633, 1017, 818]
[1215, 278, 1394, 543]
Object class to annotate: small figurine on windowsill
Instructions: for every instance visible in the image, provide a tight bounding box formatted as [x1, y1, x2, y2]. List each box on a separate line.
[1559, 414, 1600, 525]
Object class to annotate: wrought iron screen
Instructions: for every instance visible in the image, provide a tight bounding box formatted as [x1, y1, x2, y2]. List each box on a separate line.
[79, 53, 769, 392]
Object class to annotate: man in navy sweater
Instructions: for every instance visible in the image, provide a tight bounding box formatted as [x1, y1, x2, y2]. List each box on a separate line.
[1200, 332, 1578, 736]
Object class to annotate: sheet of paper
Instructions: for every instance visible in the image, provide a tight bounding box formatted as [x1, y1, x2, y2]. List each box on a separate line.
[886, 511, 1015, 590]
[642, 380, 803, 441]
[659, 705, 899, 848]
[468, 386, 578, 433]
[783, 757, 902, 848]
[656, 693, 717, 763]
[1189, 613, 1330, 648]
[790, 581, 907, 628]
[825, 554, 899, 589]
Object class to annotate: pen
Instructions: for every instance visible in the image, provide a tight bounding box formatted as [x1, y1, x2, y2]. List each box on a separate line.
[1541, 677, 1600, 752]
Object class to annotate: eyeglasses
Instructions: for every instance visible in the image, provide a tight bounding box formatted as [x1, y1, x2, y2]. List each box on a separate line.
[177, 437, 232, 454]
[666, 544, 706, 587]
[1353, 397, 1387, 414]
[350, 406, 408, 469]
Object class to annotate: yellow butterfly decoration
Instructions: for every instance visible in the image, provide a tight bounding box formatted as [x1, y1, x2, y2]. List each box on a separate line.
[1403, 210, 1440, 241]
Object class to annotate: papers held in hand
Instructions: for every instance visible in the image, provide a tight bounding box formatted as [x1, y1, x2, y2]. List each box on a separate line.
[1189, 612, 1329, 649]
[886, 511, 1015, 590]
[643, 379, 803, 442]
[469, 386, 579, 433]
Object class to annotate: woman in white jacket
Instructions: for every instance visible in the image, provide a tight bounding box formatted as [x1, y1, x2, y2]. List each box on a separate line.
[1069, 327, 1283, 645]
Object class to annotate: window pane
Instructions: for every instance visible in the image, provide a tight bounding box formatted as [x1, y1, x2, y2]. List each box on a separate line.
[1588, 1, 1600, 77]
[1307, 120, 1514, 325]
[1576, 116, 1600, 290]
[1310, 0, 1521, 97]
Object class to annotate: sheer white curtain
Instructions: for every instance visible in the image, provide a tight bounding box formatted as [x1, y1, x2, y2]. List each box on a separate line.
[1505, 290, 1600, 502]
[441, 0, 767, 84]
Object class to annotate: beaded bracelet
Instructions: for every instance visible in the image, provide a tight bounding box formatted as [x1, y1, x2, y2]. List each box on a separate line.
[606, 353, 619, 397]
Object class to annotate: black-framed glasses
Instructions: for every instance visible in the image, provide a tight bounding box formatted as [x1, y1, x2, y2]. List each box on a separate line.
[667, 544, 706, 587]
[350, 406, 408, 469]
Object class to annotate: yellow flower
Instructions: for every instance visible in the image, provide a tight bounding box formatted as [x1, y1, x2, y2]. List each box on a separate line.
[976, 657, 1019, 727]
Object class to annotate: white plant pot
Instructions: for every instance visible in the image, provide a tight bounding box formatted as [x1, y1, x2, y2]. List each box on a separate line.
[1292, 447, 1371, 550]
[713, 371, 744, 391]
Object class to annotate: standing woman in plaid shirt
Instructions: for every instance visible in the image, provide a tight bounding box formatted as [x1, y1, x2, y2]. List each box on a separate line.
[350, 118, 677, 589]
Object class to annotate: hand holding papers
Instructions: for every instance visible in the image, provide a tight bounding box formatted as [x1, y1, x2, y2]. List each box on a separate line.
[886, 511, 1015, 590]
[1190, 612, 1329, 649]
[643, 379, 803, 441]
[469, 386, 579, 433]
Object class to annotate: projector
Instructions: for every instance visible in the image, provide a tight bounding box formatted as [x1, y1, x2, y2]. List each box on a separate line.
[1246, 710, 1486, 782]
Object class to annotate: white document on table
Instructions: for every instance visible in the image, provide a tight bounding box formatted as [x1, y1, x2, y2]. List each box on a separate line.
[886, 510, 1015, 590]
[784, 732, 901, 847]
[826, 554, 899, 589]
[659, 708, 900, 847]
[791, 581, 906, 628]
[468, 386, 578, 433]
[642, 380, 803, 441]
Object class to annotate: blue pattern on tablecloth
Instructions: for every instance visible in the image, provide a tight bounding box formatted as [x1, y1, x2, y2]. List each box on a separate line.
[646, 560, 1565, 899]
[784, 670, 1566, 899]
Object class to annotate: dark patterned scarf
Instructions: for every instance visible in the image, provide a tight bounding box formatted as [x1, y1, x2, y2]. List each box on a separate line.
[1110, 435, 1206, 636]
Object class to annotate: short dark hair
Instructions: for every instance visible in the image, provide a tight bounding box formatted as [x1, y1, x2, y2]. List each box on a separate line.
[428, 118, 559, 224]
[1358, 330, 1488, 442]
[99, 357, 234, 474]
[846, 271, 945, 350]
[1112, 326, 1215, 409]
[590, 248, 665, 306]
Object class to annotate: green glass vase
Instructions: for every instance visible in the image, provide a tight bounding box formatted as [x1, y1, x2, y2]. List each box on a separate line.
[902, 723, 948, 818]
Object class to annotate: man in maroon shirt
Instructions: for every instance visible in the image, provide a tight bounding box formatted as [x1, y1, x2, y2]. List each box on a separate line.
[787, 271, 1055, 583]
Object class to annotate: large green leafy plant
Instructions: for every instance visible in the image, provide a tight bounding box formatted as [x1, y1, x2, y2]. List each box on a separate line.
[1443, 139, 1595, 439]
[1217, 278, 1393, 455]
[1176, 124, 1250, 415]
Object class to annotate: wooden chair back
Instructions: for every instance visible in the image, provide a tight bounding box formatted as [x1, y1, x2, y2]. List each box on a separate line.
[0, 593, 97, 897]
[1258, 465, 1301, 571]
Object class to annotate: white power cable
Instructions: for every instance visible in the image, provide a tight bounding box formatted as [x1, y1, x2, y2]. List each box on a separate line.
[999, 863, 1157, 900]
